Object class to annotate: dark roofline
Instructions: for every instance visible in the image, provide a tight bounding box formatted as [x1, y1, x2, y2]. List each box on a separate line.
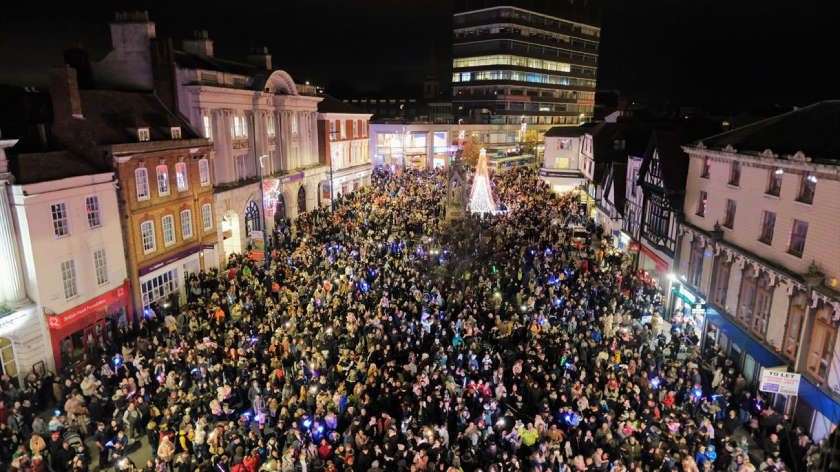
[545, 126, 586, 138]
[692, 100, 838, 148]
[318, 96, 370, 115]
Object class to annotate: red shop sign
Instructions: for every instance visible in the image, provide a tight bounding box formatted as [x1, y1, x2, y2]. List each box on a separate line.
[48, 281, 130, 331]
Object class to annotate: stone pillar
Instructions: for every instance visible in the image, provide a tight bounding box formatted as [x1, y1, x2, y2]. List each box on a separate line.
[0, 140, 27, 306]
[426, 131, 433, 170]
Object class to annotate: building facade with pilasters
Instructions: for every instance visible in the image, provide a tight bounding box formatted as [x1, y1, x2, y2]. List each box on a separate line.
[93, 15, 326, 262]
[675, 101, 840, 441]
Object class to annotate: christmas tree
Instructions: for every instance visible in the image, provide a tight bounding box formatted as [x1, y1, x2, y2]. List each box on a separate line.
[469, 148, 499, 215]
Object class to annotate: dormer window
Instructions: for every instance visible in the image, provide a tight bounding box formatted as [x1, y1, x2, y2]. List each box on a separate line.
[170, 127, 182, 139]
[137, 127, 150, 142]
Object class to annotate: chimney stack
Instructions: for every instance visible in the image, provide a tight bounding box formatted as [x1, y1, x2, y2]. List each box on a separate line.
[183, 30, 214, 57]
[63, 48, 94, 89]
[49, 65, 84, 122]
[109, 11, 156, 55]
[247, 46, 272, 70]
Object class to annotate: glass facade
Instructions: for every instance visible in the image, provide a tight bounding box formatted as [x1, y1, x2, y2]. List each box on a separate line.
[453, 70, 594, 88]
[452, 6, 599, 124]
[453, 54, 573, 72]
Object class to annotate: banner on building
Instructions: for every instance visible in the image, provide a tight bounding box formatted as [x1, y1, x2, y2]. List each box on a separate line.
[759, 368, 801, 396]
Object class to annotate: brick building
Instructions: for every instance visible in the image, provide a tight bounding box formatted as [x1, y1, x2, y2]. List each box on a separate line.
[316, 97, 372, 205]
[49, 64, 215, 313]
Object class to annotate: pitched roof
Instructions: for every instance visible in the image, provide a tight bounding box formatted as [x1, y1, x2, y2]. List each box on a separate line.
[79, 90, 201, 145]
[12, 150, 109, 185]
[696, 100, 840, 164]
[318, 96, 367, 115]
[643, 128, 688, 197]
[603, 161, 627, 216]
[174, 50, 261, 77]
[544, 126, 587, 138]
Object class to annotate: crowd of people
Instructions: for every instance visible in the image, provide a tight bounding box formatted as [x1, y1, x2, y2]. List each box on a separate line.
[0, 167, 819, 471]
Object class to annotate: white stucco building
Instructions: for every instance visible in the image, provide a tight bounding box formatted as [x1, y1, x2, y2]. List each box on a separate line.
[0, 132, 129, 375]
[676, 101, 840, 441]
[539, 126, 586, 194]
[170, 41, 325, 259]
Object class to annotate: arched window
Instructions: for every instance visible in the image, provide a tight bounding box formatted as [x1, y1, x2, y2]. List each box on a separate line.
[0, 337, 17, 383]
[710, 254, 731, 307]
[687, 238, 705, 288]
[244, 200, 262, 236]
[274, 194, 286, 226]
[751, 272, 773, 338]
[297, 186, 306, 215]
[783, 290, 808, 360]
[135, 167, 150, 201]
[737, 265, 758, 326]
[806, 301, 838, 381]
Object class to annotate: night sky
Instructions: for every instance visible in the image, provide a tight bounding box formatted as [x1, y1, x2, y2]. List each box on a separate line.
[0, 0, 834, 112]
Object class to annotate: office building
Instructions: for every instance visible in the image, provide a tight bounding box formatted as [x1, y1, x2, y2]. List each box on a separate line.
[451, 5, 599, 126]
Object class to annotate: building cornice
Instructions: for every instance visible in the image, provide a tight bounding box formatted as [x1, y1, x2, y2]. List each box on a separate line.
[453, 5, 601, 31]
[10, 172, 115, 198]
[108, 139, 212, 158]
[683, 145, 840, 178]
[318, 112, 374, 120]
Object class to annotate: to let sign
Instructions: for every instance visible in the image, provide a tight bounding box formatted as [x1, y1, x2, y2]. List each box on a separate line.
[759, 368, 801, 396]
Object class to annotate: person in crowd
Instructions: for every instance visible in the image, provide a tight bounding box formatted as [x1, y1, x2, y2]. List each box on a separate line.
[0, 167, 810, 472]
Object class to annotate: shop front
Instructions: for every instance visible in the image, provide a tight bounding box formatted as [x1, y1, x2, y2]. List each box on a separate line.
[670, 282, 707, 343]
[703, 309, 785, 385]
[138, 246, 203, 309]
[47, 280, 131, 371]
[637, 242, 672, 310]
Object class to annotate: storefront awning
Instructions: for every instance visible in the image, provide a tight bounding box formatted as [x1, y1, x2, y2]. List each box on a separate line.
[705, 309, 785, 368]
[799, 377, 840, 425]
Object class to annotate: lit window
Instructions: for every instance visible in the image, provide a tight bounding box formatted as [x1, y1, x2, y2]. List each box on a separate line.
[201, 203, 213, 231]
[266, 113, 276, 138]
[161, 215, 176, 247]
[137, 128, 150, 142]
[788, 219, 808, 257]
[51, 202, 70, 237]
[767, 168, 783, 196]
[175, 162, 189, 192]
[232, 115, 248, 139]
[797, 173, 816, 204]
[140, 220, 156, 254]
[93, 248, 108, 285]
[85, 196, 101, 229]
[170, 127, 182, 139]
[291, 113, 299, 135]
[203, 115, 213, 140]
[156, 165, 170, 196]
[199, 159, 211, 186]
[700, 156, 710, 178]
[352, 120, 358, 138]
[135, 167, 150, 201]
[61, 259, 78, 299]
[329, 120, 337, 140]
[181, 209, 194, 239]
[339, 120, 346, 139]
